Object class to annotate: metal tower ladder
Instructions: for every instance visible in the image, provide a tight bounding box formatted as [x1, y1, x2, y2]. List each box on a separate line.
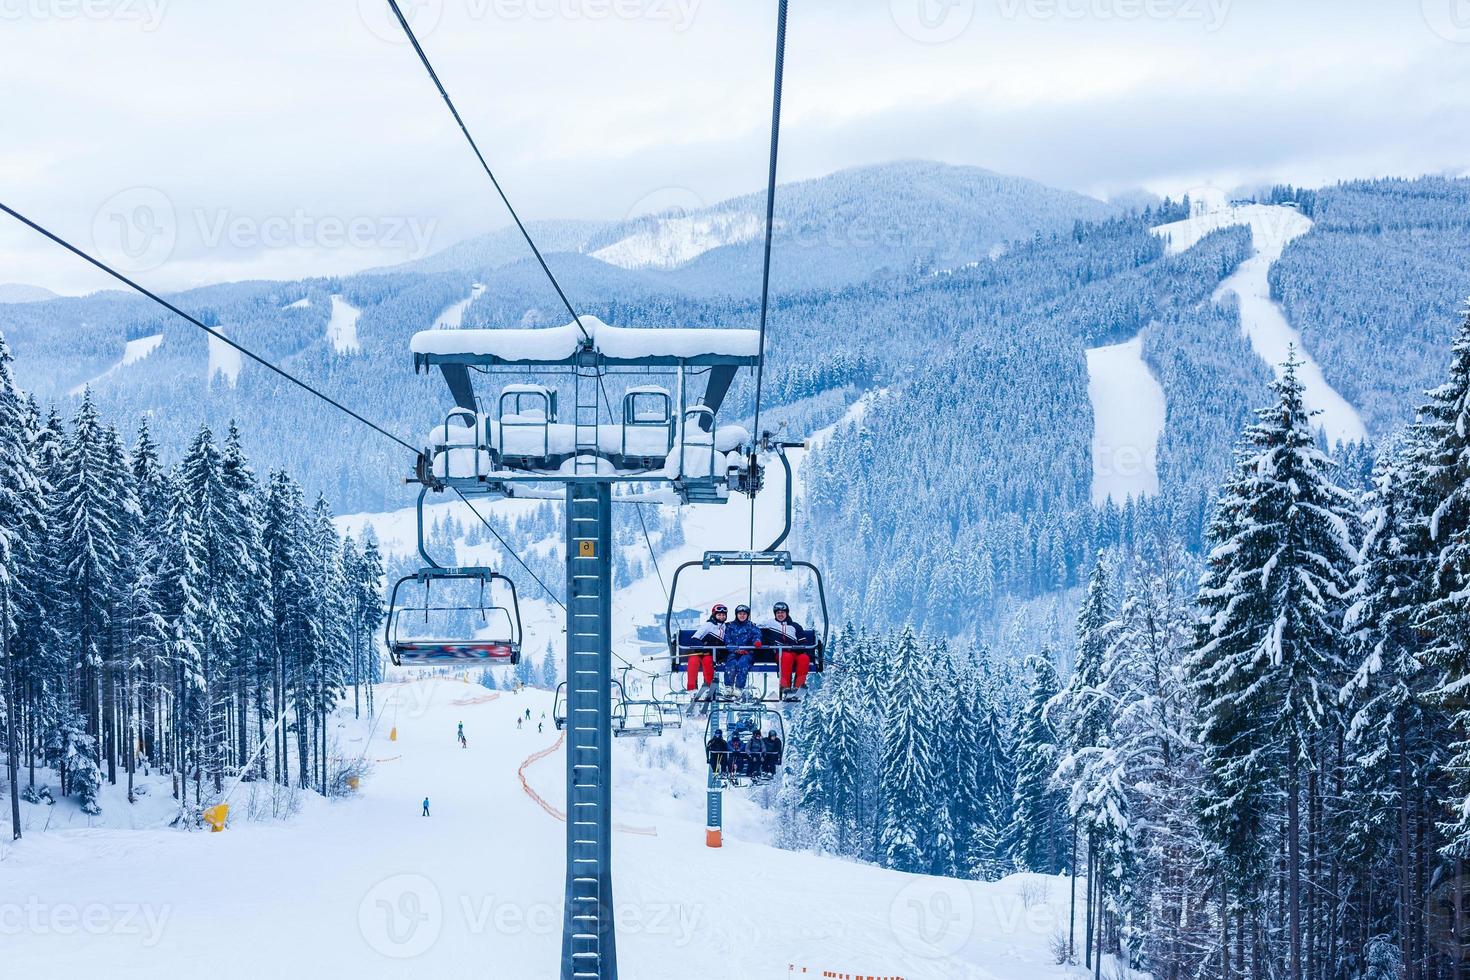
[573, 345, 601, 475]
[562, 481, 617, 979]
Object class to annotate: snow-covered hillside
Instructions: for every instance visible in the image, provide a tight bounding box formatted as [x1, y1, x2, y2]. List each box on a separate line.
[432, 283, 486, 330]
[591, 210, 763, 270]
[68, 333, 163, 395]
[1086, 336, 1165, 505]
[1152, 204, 1368, 446]
[327, 295, 362, 354]
[206, 329, 242, 387]
[2, 677, 1078, 978]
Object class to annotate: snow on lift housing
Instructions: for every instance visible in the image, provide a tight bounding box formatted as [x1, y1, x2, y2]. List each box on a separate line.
[408, 316, 765, 504]
[666, 444, 829, 701]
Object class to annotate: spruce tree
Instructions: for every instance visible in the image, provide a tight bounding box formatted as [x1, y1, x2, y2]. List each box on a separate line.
[879, 628, 934, 873]
[1011, 652, 1067, 874]
[1187, 353, 1357, 977]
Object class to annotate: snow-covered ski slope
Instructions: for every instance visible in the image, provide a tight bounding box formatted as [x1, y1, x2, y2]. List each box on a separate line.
[432, 283, 486, 330]
[327, 294, 361, 353]
[1152, 204, 1368, 446]
[1086, 336, 1165, 506]
[68, 333, 164, 395]
[3, 677, 1074, 978]
[591, 210, 763, 270]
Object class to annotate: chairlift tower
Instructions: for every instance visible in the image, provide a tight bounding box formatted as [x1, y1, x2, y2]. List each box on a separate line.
[407, 315, 762, 980]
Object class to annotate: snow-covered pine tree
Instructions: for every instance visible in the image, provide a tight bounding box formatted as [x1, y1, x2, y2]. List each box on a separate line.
[221, 422, 270, 773]
[0, 331, 46, 837]
[1186, 353, 1357, 979]
[1415, 311, 1470, 865]
[55, 390, 127, 775]
[1051, 553, 1115, 965]
[1341, 433, 1448, 970]
[1010, 652, 1067, 874]
[878, 627, 935, 873]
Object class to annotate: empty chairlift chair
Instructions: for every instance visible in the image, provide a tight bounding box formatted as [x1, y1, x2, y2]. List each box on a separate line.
[386, 567, 523, 666]
[428, 407, 492, 482]
[495, 384, 560, 468]
[618, 386, 675, 469]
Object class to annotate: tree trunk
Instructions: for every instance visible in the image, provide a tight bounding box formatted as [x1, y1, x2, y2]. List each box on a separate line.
[1289, 749, 1303, 980]
[5, 587, 23, 840]
[1069, 817, 1079, 961]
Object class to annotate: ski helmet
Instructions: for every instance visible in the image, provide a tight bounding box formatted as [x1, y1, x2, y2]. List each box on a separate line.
[773, 601, 789, 614]
[711, 603, 728, 616]
[735, 604, 751, 616]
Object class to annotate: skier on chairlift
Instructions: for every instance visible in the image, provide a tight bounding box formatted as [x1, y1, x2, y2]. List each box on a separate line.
[728, 732, 748, 778]
[762, 728, 784, 778]
[723, 605, 762, 700]
[761, 601, 809, 700]
[705, 728, 729, 776]
[745, 728, 768, 779]
[687, 604, 728, 699]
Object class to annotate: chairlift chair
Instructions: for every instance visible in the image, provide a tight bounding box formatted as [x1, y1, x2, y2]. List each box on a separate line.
[386, 566, 523, 667]
[704, 702, 786, 787]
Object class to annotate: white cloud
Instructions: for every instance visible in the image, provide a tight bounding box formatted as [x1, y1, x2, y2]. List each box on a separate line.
[1, 0, 1467, 293]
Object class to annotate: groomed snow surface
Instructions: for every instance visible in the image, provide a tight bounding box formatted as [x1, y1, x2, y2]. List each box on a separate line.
[1151, 204, 1367, 447]
[1086, 336, 1165, 506]
[207, 329, 242, 387]
[432, 283, 486, 331]
[591, 210, 762, 270]
[68, 334, 163, 395]
[2, 678, 1080, 979]
[327, 295, 361, 354]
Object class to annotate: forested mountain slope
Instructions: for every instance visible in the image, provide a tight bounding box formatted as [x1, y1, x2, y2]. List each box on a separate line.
[3, 170, 1468, 638]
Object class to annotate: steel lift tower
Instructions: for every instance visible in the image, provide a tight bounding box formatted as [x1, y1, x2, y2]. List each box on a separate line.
[407, 318, 762, 979]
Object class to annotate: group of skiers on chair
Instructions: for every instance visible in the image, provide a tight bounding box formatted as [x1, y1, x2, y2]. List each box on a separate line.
[685, 600, 812, 702]
[704, 726, 782, 782]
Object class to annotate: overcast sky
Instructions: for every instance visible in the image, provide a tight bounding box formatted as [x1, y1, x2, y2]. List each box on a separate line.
[3, 0, 1469, 294]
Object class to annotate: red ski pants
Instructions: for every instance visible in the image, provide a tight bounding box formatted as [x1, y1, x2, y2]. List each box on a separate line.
[686, 653, 716, 690]
[780, 650, 810, 689]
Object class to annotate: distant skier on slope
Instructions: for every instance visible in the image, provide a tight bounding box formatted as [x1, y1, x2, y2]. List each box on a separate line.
[723, 605, 762, 699]
[760, 601, 810, 700]
[457, 721, 467, 748]
[422, 797, 430, 817]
